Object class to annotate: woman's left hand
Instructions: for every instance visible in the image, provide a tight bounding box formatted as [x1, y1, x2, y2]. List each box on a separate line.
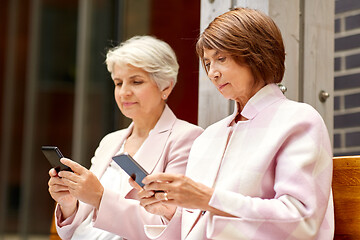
[58, 158, 104, 209]
[129, 177, 177, 220]
[142, 173, 214, 211]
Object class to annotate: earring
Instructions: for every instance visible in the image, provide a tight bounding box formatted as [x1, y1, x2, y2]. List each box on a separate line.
[163, 94, 166, 99]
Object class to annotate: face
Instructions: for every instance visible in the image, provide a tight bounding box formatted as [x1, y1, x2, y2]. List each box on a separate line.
[112, 64, 166, 120]
[203, 48, 263, 105]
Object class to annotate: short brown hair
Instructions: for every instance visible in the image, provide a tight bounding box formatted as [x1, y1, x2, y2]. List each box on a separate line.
[196, 8, 285, 84]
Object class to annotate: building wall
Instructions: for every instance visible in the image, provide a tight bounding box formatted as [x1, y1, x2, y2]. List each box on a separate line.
[334, 0, 360, 156]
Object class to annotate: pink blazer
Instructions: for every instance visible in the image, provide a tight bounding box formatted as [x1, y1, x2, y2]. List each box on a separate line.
[55, 105, 203, 239]
[145, 84, 334, 239]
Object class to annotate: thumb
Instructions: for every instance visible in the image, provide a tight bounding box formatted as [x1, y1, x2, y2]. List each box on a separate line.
[129, 177, 143, 191]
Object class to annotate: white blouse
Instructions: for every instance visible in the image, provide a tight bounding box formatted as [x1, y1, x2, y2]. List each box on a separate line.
[71, 141, 142, 240]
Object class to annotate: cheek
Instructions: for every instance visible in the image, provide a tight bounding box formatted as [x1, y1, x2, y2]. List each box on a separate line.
[210, 78, 216, 86]
[114, 88, 118, 99]
[140, 88, 161, 101]
[114, 89, 121, 105]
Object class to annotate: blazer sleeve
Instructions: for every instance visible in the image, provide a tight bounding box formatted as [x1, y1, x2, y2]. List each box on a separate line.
[55, 131, 117, 240]
[55, 201, 94, 240]
[206, 109, 333, 239]
[92, 123, 203, 239]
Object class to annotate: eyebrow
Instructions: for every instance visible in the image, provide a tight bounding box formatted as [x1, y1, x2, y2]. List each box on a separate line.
[129, 74, 144, 79]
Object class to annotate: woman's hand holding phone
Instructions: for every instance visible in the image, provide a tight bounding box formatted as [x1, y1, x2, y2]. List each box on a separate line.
[140, 173, 235, 218]
[57, 158, 104, 210]
[48, 167, 78, 219]
[42, 146, 72, 172]
[132, 174, 177, 221]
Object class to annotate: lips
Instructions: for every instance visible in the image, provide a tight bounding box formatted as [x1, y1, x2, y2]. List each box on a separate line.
[122, 102, 136, 107]
[218, 83, 229, 91]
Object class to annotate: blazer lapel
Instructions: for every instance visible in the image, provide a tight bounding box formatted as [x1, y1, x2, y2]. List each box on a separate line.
[181, 127, 230, 238]
[135, 105, 176, 174]
[123, 128, 172, 198]
[182, 107, 237, 238]
[124, 105, 176, 197]
[181, 209, 202, 239]
[186, 119, 235, 188]
[91, 124, 133, 179]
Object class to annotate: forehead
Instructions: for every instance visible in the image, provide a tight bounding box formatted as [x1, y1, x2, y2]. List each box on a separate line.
[203, 48, 218, 58]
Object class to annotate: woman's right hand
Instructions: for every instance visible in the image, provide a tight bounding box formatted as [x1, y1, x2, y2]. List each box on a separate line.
[141, 173, 235, 218]
[48, 168, 77, 218]
[129, 178, 177, 220]
[137, 188, 177, 221]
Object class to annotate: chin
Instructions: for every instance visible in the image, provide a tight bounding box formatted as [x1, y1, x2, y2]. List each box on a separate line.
[218, 90, 231, 99]
[120, 109, 135, 118]
[221, 94, 233, 100]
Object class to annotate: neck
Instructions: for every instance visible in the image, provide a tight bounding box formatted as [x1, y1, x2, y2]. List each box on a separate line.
[131, 104, 165, 138]
[235, 82, 266, 122]
[236, 82, 266, 111]
[234, 102, 248, 122]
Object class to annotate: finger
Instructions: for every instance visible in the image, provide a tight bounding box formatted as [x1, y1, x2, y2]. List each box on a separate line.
[142, 173, 180, 185]
[49, 177, 67, 187]
[143, 202, 165, 213]
[138, 189, 155, 199]
[60, 176, 78, 189]
[143, 201, 175, 216]
[143, 203, 160, 214]
[49, 168, 58, 177]
[143, 181, 172, 192]
[140, 196, 162, 208]
[129, 177, 143, 191]
[49, 185, 70, 193]
[155, 191, 171, 202]
[57, 170, 80, 183]
[60, 158, 85, 174]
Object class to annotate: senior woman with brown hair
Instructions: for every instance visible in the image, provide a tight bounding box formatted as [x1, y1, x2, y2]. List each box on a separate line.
[138, 8, 334, 239]
[47, 35, 203, 239]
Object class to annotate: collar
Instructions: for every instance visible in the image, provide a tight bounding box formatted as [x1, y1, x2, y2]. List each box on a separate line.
[149, 104, 177, 134]
[226, 83, 285, 126]
[124, 104, 176, 138]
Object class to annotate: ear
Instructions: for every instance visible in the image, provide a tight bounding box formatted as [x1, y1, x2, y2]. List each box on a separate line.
[161, 81, 174, 100]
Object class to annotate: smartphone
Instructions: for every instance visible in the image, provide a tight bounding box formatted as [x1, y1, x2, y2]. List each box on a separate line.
[41, 146, 72, 173]
[112, 153, 148, 188]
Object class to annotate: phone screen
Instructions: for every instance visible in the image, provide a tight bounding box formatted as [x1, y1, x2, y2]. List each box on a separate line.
[41, 146, 72, 172]
[112, 153, 148, 187]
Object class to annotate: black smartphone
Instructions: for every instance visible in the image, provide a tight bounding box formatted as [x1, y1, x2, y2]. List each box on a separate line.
[41, 146, 72, 173]
[112, 153, 148, 188]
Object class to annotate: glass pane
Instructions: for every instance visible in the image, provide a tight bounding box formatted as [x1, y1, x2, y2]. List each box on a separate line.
[82, 0, 120, 168]
[0, 0, 9, 232]
[0, 0, 31, 234]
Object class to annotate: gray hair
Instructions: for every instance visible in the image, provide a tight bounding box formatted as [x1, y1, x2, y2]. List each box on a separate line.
[106, 35, 179, 90]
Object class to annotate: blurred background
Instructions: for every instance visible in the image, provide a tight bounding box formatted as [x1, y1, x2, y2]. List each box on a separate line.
[0, 0, 200, 238]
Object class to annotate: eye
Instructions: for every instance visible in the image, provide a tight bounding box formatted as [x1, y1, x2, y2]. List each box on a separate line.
[218, 56, 226, 62]
[133, 80, 143, 85]
[204, 62, 210, 70]
[114, 81, 122, 86]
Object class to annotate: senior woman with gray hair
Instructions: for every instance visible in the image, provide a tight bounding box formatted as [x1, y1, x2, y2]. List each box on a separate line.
[47, 35, 203, 240]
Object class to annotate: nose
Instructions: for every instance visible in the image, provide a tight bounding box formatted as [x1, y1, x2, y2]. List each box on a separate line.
[118, 83, 131, 97]
[207, 65, 220, 81]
